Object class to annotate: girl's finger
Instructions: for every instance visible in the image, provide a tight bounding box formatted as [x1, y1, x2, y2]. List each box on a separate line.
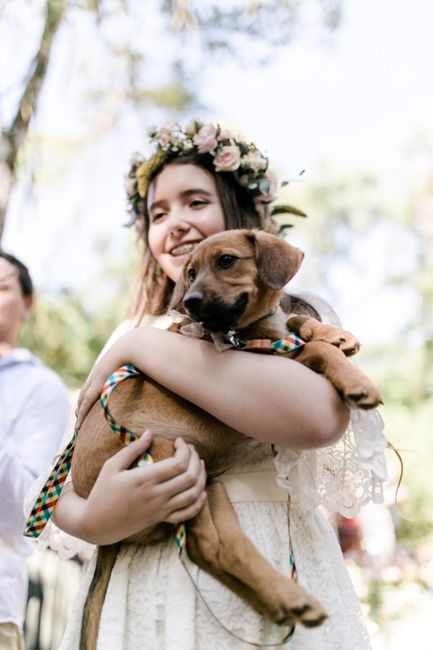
[165, 491, 207, 524]
[76, 386, 101, 427]
[148, 441, 204, 488]
[76, 378, 91, 410]
[105, 431, 153, 471]
[157, 452, 205, 499]
[137, 439, 194, 484]
[164, 468, 207, 512]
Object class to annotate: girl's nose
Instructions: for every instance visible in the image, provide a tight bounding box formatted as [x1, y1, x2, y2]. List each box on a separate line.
[168, 211, 191, 238]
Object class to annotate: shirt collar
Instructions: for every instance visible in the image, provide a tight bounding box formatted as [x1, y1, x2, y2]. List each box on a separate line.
[0, 348, 40, 369]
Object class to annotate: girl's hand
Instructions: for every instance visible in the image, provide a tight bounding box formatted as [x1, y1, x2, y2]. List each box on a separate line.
[77, 432, 207, 545]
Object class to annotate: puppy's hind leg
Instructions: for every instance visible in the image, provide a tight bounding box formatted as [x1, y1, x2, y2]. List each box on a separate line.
[186, 480, 327, 628]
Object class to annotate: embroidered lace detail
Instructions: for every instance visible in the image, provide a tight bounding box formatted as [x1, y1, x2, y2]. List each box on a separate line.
[274, 408, 387, 517]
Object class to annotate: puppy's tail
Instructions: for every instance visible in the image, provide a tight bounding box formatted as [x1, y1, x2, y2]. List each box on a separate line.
[79, 543, 120, 650]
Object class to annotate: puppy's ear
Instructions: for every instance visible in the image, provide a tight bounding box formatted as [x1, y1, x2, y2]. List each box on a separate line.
[247, 230, 304, 290]
[169, 269, 188, 313]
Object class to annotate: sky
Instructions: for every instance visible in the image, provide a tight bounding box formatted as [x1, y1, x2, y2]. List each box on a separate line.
[2, 0, 432, 342]
[202, 0, 433, 173]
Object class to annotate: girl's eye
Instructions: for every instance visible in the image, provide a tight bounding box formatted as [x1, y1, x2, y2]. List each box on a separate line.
[216, 254, 237, 270]
[187, 268, 197, 282]
[190, 199, 208, 208]
[151, 212, 165, 223]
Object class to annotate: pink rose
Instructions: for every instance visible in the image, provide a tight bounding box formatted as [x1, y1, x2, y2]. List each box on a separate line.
[213, 145, 241, 172]
[243, 150, 268, 172]
[218, 128, 232, 142]
[193, 124, 218, 153]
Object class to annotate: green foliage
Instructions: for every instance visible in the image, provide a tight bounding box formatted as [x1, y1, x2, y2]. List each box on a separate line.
[381, 399, 433, 544]
[19, 287, 132, 389]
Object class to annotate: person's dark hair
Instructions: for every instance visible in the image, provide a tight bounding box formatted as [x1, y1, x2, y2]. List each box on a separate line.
[131, 153, 263, 320]
[0, 251, 33, 297]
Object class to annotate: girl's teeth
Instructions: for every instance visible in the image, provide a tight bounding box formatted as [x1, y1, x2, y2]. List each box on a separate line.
[171, 242, 199, 256]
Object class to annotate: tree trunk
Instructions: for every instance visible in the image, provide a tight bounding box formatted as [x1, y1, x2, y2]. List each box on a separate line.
[0, 0, 65, 244]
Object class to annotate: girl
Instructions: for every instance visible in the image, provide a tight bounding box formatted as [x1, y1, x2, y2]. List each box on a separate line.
[30, 121, 387, 649]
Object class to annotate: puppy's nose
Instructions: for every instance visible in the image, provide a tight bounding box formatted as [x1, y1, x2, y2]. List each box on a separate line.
[183, 291, 203, 316]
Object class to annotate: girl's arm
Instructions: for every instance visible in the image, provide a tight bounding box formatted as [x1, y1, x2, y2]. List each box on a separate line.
[53, 433, 207, 545]
[77, 327, 349, 449]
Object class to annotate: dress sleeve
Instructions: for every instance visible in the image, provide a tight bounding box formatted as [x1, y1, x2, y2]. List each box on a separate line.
[275, 292, 388, 516]
[274, 408, 388, 516]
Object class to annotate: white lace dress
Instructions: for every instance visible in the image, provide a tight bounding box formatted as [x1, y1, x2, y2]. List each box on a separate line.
[27, 315, 387, 650]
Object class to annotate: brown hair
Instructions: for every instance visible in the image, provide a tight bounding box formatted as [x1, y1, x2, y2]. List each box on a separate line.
[129, 152, 319, 322]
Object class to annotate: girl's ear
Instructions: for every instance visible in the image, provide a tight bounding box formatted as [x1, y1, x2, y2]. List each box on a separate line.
[169, 268, 188, 313]
[246, 230, 304, 290]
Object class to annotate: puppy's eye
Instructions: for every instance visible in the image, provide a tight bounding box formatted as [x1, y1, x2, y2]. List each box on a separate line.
[187, 268, 196, 283]
[217, 254, 237, 270]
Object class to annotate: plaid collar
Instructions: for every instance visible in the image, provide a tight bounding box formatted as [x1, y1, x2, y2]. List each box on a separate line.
[227, 331, 305, 354]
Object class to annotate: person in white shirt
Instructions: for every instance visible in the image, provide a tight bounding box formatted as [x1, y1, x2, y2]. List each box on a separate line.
[0, 252, 69, 650]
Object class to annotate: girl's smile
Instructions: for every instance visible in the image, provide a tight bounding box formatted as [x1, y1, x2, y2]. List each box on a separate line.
[147, 163, 225, 282]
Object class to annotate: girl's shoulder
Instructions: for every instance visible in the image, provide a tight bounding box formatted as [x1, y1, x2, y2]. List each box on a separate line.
[100, 314, 174, 359]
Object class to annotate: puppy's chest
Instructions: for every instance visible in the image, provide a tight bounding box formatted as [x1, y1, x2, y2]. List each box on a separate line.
[208, 439, 272, 478]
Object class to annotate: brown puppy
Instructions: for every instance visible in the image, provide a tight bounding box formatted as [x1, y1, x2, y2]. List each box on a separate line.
[73, 229, 381, 649]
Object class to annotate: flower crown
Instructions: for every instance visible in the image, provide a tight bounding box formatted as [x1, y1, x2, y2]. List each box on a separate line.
[125, 120, 279, 224]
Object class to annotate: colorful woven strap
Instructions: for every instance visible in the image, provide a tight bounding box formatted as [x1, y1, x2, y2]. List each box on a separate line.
[100, 364, 151, 451]
[287, 496, 297, 583]
[24, 430, 78, 538]
[99, 364, 187, 557]
[24, 363, 186, 556]
[228, 332, 305, 354]
[23, 366, 142, 539]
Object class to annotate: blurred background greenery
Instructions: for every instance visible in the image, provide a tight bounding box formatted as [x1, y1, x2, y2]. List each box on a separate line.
[1, 1, 432, 648]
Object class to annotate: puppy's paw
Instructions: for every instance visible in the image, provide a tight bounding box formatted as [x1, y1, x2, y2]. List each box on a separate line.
[266, 582, 327, 628]
[344, 382, 383, 409]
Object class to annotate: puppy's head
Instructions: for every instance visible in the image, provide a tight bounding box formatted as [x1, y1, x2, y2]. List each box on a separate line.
[170, 229, 304, 332]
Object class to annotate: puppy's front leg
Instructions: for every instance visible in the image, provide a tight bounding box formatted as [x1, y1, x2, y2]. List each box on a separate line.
[295, 340, 382, 408]
[186, 480, 326, 628]
[287, 315, 360, 357]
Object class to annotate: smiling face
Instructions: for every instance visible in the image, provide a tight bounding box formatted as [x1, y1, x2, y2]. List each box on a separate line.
[147, 163, 226, 283]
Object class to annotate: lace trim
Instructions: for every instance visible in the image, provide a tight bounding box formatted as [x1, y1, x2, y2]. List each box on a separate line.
[274, 408, 387, 517]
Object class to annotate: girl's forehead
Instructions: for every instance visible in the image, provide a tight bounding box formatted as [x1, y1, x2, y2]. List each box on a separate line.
[148, 163, 218, 203]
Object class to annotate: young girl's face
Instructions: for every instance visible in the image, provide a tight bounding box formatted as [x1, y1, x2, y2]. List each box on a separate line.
[147, 163, 226, 282]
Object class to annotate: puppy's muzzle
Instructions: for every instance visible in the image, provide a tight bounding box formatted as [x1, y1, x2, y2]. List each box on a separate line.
[183, 291, 249, 333]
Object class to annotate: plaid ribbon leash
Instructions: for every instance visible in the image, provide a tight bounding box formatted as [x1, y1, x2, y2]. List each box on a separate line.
[228, 332, 305, 354]
[100, 364, 187, 558]
[287, 496, 297, 583]
[24, 429, 78, 538]
[24, 363, 187, 555]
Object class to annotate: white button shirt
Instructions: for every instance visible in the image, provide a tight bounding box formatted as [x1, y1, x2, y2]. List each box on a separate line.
[0, 349, 69, 626]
